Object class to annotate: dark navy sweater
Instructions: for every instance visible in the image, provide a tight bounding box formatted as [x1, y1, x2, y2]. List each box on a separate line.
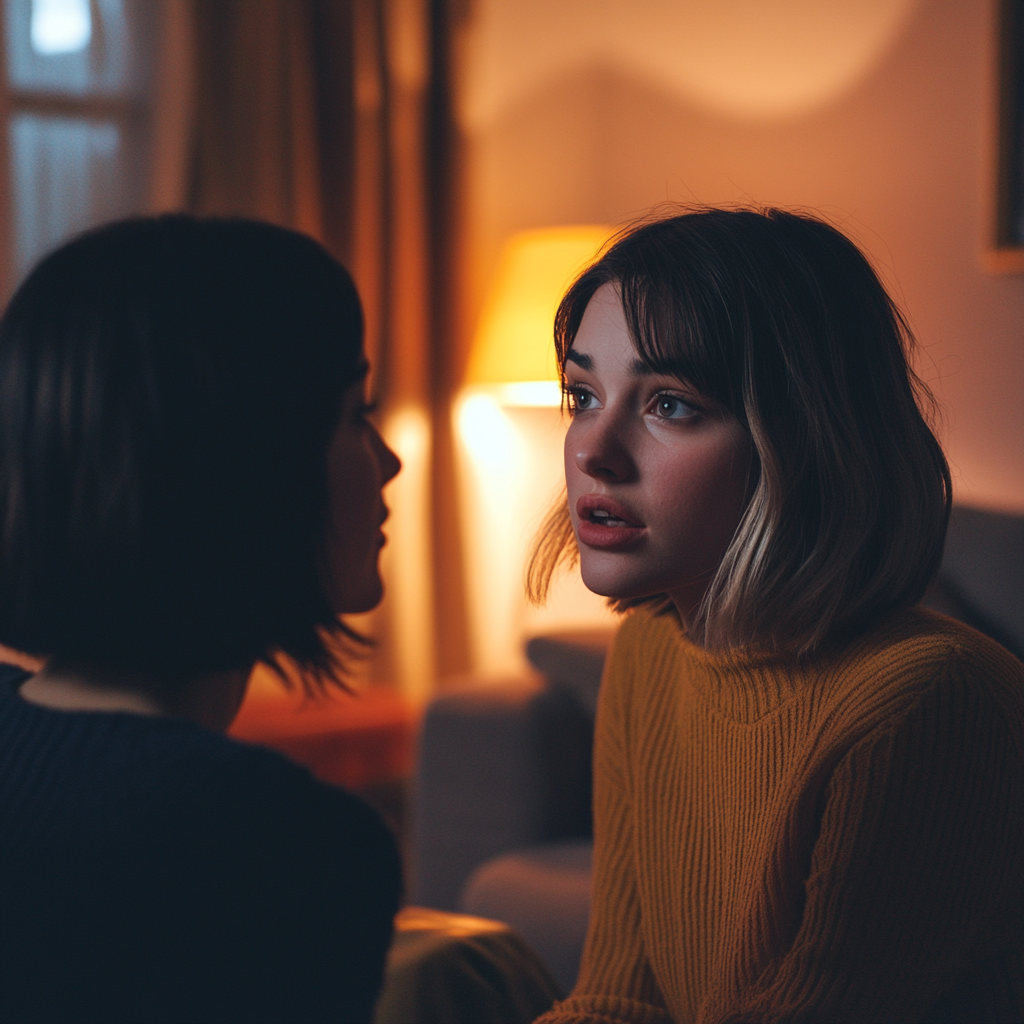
[0, 664, 401, 1024]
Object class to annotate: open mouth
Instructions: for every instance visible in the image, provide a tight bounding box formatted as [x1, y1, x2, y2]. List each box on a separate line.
[587, 508, 639, 528]
[576, 496, 646, 549]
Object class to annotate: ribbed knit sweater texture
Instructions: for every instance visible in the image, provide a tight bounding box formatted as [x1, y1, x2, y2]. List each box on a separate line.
[536, 607, 1023, 1024]
[0, 664, 402, 1023]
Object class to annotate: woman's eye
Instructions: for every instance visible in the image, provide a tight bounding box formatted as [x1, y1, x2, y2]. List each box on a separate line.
[653, 394, 695, 420]
[566, 387, 595, 412]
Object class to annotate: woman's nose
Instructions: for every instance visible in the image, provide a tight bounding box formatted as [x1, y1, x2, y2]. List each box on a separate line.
[374, 428, 402, 485]
[572, 415, 636, 482]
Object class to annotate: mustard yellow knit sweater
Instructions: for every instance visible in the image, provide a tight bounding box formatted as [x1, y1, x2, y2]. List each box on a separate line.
[536, 607, 1023, 1024]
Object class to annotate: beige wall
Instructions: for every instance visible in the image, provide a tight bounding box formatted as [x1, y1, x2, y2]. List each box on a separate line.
[460, 0, 1024, 512]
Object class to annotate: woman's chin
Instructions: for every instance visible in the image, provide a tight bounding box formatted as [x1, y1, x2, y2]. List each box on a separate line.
[578, 561, 657, 603]
[329, 575, 384, 616]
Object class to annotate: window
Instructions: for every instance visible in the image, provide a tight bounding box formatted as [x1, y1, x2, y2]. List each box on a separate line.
[2, 0, 157, 289]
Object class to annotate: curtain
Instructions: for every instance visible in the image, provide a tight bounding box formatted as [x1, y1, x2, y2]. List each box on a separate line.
[183, 0, 470, 695]
[188, 0, 354, 288]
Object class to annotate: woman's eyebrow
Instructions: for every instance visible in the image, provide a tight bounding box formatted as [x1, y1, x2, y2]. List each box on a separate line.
[565, 350, 592, 370]
[629, 358, 657, 377]
[632, 357, 687, 380]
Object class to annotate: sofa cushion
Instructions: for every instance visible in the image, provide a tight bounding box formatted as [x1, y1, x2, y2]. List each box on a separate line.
[525, 630, 613, 719]
[459, 840, 593, 996]
[413, 679, 593, 910]
[930, 505, 1024, 659]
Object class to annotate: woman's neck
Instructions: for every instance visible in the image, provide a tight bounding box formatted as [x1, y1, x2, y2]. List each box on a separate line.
[18, 664, 251, 732]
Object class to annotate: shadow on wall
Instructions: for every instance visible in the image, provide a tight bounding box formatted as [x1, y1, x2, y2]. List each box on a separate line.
[461, 0, 922, 123]
[472, 53, 954, 252]
[466, 0, 1024, 511]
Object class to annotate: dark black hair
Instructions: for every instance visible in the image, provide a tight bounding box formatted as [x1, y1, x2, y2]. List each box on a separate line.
[530, 208, 952, 653]
[0, 215, 367, 681]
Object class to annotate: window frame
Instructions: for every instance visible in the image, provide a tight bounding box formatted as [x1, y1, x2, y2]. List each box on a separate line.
[989, 0, 1024, 272]
[0, 0, 156, 299]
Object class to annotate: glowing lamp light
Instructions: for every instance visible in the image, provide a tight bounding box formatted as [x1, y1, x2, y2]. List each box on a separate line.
[457, 393, 519, 472]
[31, 0, 91, 55]
[465, 226, 614, 406]
[455, 225, 619, 677]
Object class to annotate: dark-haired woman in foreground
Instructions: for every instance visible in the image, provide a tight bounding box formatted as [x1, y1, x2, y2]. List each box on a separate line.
[530, 209, 1023, 1024]
[0, 217, 402, 1023]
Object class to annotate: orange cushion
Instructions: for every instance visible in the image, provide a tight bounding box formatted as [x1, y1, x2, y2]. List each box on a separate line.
[229, 675, 416, 789]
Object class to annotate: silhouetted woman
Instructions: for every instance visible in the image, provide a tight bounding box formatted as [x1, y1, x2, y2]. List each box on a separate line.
[0, 216, 402, 1024]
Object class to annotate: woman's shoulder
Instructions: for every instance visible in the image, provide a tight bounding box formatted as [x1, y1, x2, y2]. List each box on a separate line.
[144, 722, 397, 859]
[0, 682, 399, 874]
[0, 684, 401, 1024]
[838, 606, 1023, 705]
[604, 604, 1024, 719]
[148, 732, 402, 976]
[809, 608, 1024, 759]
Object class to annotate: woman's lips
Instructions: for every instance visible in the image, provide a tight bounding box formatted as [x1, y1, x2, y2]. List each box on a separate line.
[575, 495, 646, 550]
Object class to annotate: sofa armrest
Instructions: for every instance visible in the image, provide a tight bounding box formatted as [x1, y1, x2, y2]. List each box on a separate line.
[412, 677, 592, 910]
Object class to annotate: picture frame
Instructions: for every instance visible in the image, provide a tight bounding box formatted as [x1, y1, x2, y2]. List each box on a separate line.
[988, 0, 1024, 272]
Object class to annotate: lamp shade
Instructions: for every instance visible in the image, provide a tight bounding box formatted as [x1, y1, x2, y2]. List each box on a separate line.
[466, 226, 613, 387]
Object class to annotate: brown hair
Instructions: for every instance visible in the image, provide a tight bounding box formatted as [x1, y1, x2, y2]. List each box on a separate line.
[0, 216, 368, 687]
[528, 208, 951, 654]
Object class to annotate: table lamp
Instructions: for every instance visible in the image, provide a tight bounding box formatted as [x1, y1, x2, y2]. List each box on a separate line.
[455, 226, 617, 676]
[464, 225, 613, 406]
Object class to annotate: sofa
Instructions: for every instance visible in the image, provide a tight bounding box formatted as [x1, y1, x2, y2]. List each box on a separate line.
[412, 505, 1024, 994]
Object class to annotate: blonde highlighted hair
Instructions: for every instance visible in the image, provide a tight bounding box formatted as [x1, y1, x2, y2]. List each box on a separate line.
[528, 208, 951, 655]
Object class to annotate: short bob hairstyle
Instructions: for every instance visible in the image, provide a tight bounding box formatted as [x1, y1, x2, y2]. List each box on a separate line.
[529, 208, 952, 654]
[0, 215, 367, 681]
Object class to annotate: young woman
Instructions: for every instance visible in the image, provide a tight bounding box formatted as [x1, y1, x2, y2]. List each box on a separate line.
[529, 209, 1023, 1024]
[0, 216, 402, 1023]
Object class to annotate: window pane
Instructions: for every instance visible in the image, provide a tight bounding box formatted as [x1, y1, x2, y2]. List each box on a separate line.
[10, 113, 123, 278]
[31, 0, 92, 56]
[3, 0, 151, 96]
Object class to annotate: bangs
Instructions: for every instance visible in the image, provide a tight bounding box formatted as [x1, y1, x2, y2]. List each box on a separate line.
[555, 228, 748, 422]
[618, 271, 746, 422]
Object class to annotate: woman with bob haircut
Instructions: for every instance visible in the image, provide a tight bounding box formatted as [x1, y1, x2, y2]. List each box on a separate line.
[0, 216, 402, 1023]
[529, 209, 1023, 1024]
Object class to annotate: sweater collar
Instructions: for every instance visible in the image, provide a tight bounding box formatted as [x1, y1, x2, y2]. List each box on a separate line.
[655, 610, 820, 723]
